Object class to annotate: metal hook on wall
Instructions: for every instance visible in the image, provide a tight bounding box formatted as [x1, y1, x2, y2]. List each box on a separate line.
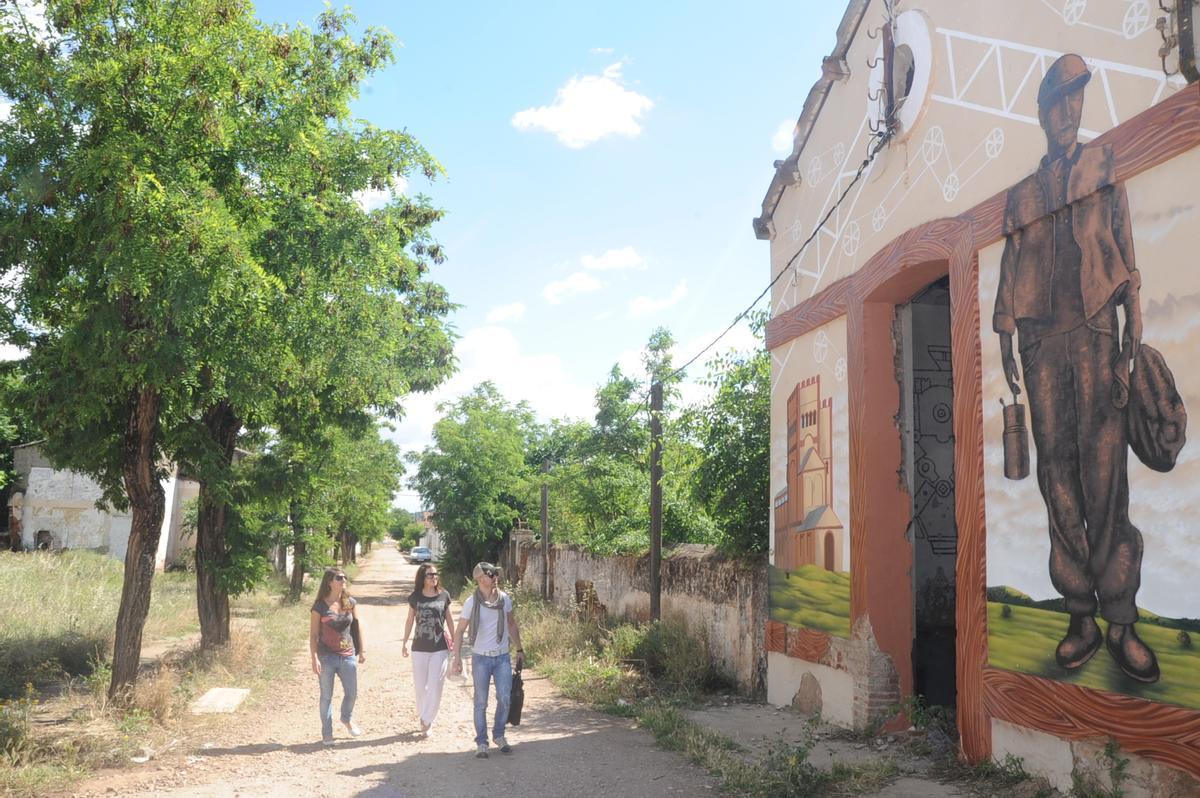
[867, 55, 882, 69]
[867, 87, 883, 102]
[867, 25, 882, 40]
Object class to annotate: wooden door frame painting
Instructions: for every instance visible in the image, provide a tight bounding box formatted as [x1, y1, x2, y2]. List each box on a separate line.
[765, 83, 1200, 777]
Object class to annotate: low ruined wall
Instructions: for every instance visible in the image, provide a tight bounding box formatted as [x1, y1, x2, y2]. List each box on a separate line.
[502, 540, 767, 697]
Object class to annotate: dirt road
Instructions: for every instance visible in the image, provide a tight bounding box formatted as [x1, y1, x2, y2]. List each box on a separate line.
[70, 542, 715, 797]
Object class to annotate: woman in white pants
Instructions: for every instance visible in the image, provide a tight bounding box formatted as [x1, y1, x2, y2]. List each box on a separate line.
[401, 563, 455, 736]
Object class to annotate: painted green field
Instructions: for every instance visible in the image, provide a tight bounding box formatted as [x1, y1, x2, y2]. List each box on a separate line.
[769, 564, 851, 639]
[988, 602, 1200, 711]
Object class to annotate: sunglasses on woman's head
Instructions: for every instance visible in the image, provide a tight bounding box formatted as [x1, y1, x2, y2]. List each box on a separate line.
[427, 572, 439, 578]
[481, 569, 497, 578]
[333, 575, 346, 582]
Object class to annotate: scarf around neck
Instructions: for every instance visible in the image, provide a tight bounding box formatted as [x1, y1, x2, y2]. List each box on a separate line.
[467, 587, 507, 647]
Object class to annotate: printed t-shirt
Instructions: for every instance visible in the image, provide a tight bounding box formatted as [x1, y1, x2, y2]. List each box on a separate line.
[407, 589, 451, 653]
[312, 597, 356, 657]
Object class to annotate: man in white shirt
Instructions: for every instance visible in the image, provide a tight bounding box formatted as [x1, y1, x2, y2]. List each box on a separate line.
[451, 562, 525, 757]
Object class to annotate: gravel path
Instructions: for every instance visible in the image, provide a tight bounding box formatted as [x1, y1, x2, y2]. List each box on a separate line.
[67, 542, 716, 797]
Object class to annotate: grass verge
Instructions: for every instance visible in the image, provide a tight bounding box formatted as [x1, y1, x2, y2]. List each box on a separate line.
[516, 588, 898, 796]
[0, 551, 335, 798]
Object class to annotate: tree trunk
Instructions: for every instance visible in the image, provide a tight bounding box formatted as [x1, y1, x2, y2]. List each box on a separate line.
[288, 504, 306, 602]
[274, 543, 287, 575]
[110, 386, 165, 699]
[196, 400, 239, 651]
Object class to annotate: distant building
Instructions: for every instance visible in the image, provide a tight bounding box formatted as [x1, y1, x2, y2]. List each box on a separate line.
[10, 442, 198, 569]
[416, 510, 442, 558]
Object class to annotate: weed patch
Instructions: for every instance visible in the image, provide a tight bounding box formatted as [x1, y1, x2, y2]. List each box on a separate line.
[0, 563, 314, 798]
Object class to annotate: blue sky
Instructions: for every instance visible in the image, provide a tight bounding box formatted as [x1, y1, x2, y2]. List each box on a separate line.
[6, 1, 847, 509]
[259, 1, 846, 507]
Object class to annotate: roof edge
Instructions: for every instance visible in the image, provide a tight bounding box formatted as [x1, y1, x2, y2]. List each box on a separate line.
[754, 0, 872, 241]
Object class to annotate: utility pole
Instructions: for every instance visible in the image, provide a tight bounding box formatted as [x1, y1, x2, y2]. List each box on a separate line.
[541, 459, 550, 600]
[649, 382, 662, 621]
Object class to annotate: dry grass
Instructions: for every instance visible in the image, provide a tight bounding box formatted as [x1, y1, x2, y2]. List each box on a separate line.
[0, 554, 315, 798]
[0, 550, 197, 697]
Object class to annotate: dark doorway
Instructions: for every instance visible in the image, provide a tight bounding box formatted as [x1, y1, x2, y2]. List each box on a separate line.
[899, 277, 958, 708]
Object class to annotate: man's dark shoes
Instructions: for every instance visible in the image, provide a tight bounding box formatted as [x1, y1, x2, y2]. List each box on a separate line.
[1106, 623, 1160, 683]
[1055, 614, 1101, 670]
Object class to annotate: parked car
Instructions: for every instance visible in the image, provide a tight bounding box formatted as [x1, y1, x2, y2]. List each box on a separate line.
[406, 546, 432, 564]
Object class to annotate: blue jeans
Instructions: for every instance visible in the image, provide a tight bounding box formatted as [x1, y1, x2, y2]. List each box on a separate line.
[318, 652, 358, 740]
[471, 652, 512, 745]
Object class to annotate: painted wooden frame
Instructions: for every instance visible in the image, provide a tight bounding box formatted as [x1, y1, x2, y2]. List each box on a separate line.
[764, 83, 1200, 777]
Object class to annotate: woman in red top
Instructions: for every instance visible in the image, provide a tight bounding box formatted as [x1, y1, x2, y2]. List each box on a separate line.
[309, 567, 366, 744]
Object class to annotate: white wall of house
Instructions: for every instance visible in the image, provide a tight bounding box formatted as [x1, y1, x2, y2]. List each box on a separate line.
[20, 463, 197, 570]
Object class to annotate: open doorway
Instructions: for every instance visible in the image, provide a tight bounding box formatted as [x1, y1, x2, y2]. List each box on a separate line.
[898, 277, 958, 708]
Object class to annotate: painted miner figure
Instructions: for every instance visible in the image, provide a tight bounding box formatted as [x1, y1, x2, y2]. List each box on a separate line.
[994, 54, 1157, 683]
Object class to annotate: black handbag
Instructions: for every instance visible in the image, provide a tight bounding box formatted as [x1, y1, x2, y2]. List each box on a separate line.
[508, 667, 524, 726]
[1126, 344, 1187, 472]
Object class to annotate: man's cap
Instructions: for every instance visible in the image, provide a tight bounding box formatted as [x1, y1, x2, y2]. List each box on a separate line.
[1038, 54, 1091, 107]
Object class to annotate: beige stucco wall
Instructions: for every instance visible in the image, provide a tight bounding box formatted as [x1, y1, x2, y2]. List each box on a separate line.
[767, 0, 1185, 317]
[22, 464, 185, 569]
[510, 542, 768, 695]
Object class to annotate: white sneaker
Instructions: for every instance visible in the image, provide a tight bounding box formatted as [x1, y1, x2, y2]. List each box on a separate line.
[475, 743, 489, 758]
[496, 736, 512, 753]
[343, 721, 362, 738]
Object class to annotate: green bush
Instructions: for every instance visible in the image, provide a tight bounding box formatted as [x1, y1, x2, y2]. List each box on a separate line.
[638, 617, 713, 697]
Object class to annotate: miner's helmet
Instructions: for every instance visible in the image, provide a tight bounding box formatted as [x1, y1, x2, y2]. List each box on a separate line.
[1037, 54, 1091, 109]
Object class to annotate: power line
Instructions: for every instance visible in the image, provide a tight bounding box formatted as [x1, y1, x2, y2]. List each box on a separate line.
[641, 129, 892, 407]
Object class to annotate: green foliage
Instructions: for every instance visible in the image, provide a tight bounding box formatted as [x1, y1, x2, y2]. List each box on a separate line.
[412, 383, 535, 582]
[388, 509, 424, 549]
[685, 313, 770, 555]
[0, 0, 454, 668]
[235, 422, 403, 584]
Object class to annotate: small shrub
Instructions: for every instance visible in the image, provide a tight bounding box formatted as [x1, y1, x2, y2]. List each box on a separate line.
[606, 623, 648, 662]
[1001, 604, 1013, 619]
[639, 617, 712, 697]
[1178, 629, 1192, 650]
[131, 668, 179, 723]
[0, 685, 37, 761]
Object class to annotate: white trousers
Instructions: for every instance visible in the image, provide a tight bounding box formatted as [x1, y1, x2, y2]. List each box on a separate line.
[411, 649, 450, 727]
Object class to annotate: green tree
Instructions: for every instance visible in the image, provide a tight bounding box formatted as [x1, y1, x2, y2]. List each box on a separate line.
[388, 508, 424, 549]
[687, 320, 770, 554]
[0, 1, 451, 692]
[411, 383, 534, 586]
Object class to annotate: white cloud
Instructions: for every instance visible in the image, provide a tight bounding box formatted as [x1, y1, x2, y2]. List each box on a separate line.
[512, 62, 653, 149]
[0, 100, 9, 123]
[772, 119, 796, 154]
[352, 175, 408, 212]
[543, 271, 602, 305]
[485, 302, 527, 323]
[581, 246, 646, 272]
[591, 47, 614, 55]
[628, 279, 688, 317]
[383, 325, 597, 507]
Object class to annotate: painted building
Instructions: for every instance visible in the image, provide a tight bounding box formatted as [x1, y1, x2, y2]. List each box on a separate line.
[760, 0, 1200, 791]
[10, 442, 199, 569]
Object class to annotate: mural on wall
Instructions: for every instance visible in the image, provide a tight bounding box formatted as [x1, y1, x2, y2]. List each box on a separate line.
[770, 320, 851, 643]
[982, 54, 1199, 710]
